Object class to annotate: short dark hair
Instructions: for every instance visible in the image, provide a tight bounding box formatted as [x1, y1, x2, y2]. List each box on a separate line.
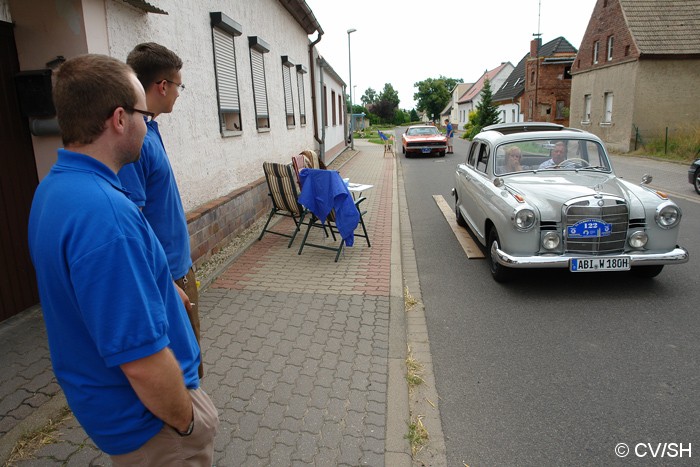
[53, 54, 137, 146]
[127, 42, 183, 89]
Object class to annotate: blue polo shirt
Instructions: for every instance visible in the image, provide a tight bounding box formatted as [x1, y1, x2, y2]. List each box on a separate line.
[118, 120, 192, 280]
[28, 150, 200, 455]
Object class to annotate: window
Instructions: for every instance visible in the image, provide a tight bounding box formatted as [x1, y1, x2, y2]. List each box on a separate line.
[607, 36, 614, 61]
[281, 56, 295, 127]
[338, 94, 343, 125]
[296, 65, 307, 126]
[555, 100, 565, 120]
[511, 109, 516, 122]
[564, 65, 572, 80]
[331, 90, 337, 125]
[593, 41, 599, 64]
[583, 94, 592, 123]
[603, 92, 613, 123]
[210, 12, 242, 136]
[467, 142, 479, 167]
[476, 144, 490, 173]
[323, 85, 328, 127]
[249, 36, 270, 130]
[624, 45, 630, 56]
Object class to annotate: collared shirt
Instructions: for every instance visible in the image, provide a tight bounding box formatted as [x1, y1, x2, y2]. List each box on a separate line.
[118, 120, 192, 279]
[28, 149, 200, 455]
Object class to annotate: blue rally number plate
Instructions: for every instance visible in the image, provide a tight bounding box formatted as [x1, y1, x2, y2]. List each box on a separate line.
[567, 219, 612, 238]
[570, 257, 630, 272]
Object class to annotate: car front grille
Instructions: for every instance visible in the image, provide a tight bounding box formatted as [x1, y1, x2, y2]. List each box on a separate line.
[564, 198, 629, 254]
[407, 141, 444, 148]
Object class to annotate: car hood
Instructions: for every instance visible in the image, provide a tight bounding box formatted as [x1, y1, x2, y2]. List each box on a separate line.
[505, 172, 647, 220]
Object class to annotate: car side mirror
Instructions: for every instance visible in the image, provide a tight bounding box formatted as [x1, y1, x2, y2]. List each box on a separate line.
[641, 174, 653, 185]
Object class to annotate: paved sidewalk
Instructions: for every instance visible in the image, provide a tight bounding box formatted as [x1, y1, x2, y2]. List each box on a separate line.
[0, 141, 416, 466]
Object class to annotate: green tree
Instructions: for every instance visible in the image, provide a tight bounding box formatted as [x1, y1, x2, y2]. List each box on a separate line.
[409, 109, 419, 122]
[469, 79, 501, 138]
[361, 87, 378, 106]
[369, 83, 401, 123]
[413, 76, 463, 123]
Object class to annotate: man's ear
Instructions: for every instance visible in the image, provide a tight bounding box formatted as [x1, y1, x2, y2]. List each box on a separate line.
[108, 107, 128, 134]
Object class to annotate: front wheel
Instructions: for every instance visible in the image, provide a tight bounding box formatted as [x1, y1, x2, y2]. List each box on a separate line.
[630, 265, 664, 278]
[455, 196, 467, 227]
[694, 168, 700, 195]
[402, 145, 406, 154]
[488, 228, 513, 283]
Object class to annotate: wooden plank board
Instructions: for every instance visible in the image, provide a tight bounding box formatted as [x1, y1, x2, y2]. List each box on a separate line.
[433, 195, 486, 259]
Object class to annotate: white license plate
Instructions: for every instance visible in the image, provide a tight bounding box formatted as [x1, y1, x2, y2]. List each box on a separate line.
[570, 257, 630, 272]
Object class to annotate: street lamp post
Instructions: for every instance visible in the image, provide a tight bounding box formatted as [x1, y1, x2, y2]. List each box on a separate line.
[347, 28, 356, 150]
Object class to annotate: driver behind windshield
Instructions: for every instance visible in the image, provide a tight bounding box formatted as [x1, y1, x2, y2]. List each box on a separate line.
[539, 141, 567, 169]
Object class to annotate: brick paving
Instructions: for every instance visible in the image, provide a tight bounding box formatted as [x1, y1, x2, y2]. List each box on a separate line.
[0, 141, 414, 466]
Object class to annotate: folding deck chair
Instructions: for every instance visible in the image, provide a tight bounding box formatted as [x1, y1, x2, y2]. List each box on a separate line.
[258, 162, 307, 247]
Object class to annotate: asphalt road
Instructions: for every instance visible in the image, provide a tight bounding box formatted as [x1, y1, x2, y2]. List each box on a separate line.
[395, 128, 699, 466]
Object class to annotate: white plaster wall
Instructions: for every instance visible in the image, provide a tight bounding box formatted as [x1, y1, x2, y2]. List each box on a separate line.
[314, 57, 346, 159]
[497, 103, 522, 123]
[105, 0, 319, 211]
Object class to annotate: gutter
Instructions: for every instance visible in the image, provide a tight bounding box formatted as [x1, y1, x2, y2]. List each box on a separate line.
[308, 31, 323, 153]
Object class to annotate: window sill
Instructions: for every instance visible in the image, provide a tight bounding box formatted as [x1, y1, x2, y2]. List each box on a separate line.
[287, 125, 296, 130]
[257, 127, 271, 133]
[599, 122, 613, 127]
[221, 129, 243, 138]
[580, 120, 591, 126]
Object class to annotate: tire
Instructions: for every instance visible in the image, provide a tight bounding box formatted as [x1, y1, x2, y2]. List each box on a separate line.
[694, 168, 700, 195]
[402, 145, 406, 154]
[630, 265, 664, 278]
[487, 228, 513, 283]
[455, 196, 467, 227]
[439, 150, 446, 157]
[405, 151, 412, 159]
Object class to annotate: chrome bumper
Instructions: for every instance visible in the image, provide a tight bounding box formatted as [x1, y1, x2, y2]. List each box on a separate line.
[493, 246, 689, 269]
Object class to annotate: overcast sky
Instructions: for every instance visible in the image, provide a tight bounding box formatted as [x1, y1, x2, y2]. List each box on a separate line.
[304, 0, 597, 109]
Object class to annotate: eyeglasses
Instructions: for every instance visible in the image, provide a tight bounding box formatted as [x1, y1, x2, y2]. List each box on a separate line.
[124, 106, 155, 122]
[157, 79, 185, 92]
[509, 154, 522, 159]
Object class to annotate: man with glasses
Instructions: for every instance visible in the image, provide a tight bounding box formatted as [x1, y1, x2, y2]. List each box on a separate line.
[118, 43, 204, 379]
[29, 54, 218, 465]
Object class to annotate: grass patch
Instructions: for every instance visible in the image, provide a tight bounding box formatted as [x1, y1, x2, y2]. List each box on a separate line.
[405, 415, 429, 457]
[630, 125, 700, 163]
[405, 345, 425, 389]
[6, 406, 72, 465]
[404, 286, 418, 311]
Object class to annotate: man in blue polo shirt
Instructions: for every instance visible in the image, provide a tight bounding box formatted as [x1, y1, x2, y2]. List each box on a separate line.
[118, 43, 203, 378]
[28, 54, 218, 465]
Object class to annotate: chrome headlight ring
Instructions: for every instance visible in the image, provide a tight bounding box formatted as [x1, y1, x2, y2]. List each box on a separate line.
[655, 201, 682, 229]
[512, 207, 537, 231]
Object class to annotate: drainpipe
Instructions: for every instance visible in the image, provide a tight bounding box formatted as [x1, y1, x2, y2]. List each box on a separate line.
[317, 58, 326, 160]
[308, 31, 323, 154]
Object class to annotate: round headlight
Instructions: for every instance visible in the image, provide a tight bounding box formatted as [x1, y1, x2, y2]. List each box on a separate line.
[513, 208, 536, 231]
[628, 230, 648, 248]
[542, 232, 561, 250]
[655, 202, 681, 229]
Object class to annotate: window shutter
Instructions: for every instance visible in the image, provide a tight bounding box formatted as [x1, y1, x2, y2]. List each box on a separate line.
[283, 65, 294, 117]
[213, 28, 240, 112]
[251, 49, 268, 118]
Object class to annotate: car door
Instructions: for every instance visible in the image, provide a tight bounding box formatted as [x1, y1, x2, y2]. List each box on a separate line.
[456, 141, 489, 242]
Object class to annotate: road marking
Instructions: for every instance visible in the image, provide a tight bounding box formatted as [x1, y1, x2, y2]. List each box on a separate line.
[433, 195, 485, 259]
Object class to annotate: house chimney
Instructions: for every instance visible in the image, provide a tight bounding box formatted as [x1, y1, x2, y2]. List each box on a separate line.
[530, 37, 541, 57]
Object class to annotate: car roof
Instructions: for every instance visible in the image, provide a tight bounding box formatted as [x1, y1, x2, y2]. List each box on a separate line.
[482, 122, 571, 134]
[474, 123, 601, 145]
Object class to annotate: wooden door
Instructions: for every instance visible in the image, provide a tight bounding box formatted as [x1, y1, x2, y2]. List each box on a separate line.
[0, 20, 40, 322]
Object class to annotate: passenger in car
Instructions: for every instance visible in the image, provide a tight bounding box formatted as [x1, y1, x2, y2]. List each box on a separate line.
[504, 146, 524, 172]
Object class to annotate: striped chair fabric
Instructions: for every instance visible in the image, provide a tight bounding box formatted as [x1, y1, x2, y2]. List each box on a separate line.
[258, 162, 307, 247]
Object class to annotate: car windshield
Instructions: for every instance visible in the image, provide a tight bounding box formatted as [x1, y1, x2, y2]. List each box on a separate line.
[493, 139, 611, 176]
[407, 127, 439, 136]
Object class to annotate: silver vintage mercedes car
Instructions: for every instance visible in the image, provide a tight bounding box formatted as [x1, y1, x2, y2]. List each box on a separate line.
[452, 123, 688, 282]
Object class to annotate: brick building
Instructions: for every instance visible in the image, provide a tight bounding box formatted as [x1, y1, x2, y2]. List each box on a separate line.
[569, 0, 700, 152]
[521, 37, 578, 125]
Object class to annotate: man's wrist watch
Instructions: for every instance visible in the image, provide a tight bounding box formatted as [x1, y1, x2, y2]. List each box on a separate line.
[175, 418, 194, 437]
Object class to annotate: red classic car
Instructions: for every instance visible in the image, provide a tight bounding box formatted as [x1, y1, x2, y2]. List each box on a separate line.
[402, 125, 447, 158]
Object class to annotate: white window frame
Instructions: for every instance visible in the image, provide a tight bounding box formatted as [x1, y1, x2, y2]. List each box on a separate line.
[249, 36, 270, 131]
[607, 36, 614, 61]
[593, 41, 599, 64]
[602, 92, 613, 124]
[210, 12, 242, 137]
[583, 94, 592, 124]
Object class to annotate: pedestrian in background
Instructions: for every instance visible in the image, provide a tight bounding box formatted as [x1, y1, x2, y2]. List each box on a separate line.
[118, 42, 204, 378]
[445, 118, 454, 154]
